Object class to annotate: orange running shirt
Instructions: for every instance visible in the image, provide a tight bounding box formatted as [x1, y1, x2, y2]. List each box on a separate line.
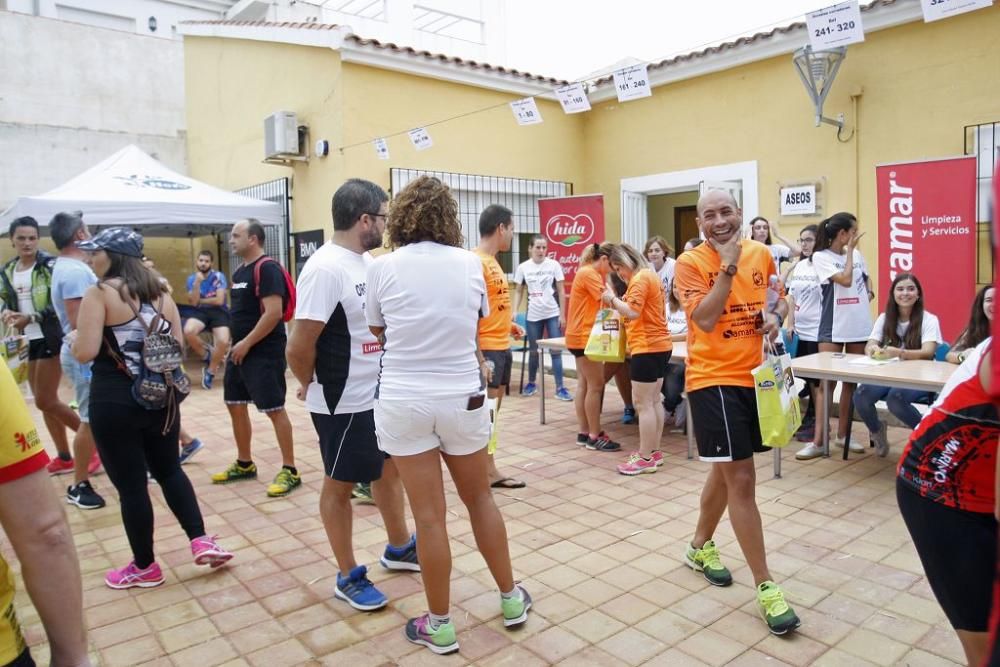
[475, 249, 512, 351]
[565, 264, 605, 349]
[623, 268, 671, 355]
[674, 240, 780, 392]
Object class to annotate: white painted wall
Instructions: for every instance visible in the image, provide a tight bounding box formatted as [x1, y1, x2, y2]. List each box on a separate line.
[0, 10, 189, 209]
[248, 0, 507, 65]
[4, 0, 235, 39]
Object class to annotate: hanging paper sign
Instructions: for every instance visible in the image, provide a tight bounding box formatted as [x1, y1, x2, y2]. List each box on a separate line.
[920, 0, 992, 22]
[510, 98, 543, 126]
[805, 1, 865, 50]
[408, 127, 432, 151]
[555, 83, 591, 114]
[612, 64, 651, 103]
[373, 138, 389, 160]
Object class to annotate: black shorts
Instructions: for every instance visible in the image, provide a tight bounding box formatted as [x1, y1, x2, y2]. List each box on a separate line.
[224, 349, 286, 412]
[568, 347, 586, 358]
[4, 647, 34, 667]
[629, 351, 671, 383]
[483, 349, 513, 389]
[897, 481, 997, 632]
[688, 385, 769, 462]
[27, 338, 57, 361]
[311, 410, 385, 483]
[189, 307, 230, 330]
[794, 339, 820, 388]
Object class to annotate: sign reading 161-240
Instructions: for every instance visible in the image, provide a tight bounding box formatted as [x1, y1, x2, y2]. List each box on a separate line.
[779, 185, 817, 216]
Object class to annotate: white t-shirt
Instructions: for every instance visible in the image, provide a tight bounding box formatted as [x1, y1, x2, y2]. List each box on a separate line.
[295, 242, 381, 415]
[868, 311, 943, 347]
[12, 266, 42, 340]
[366, 242, 488, 400]
[655, 258, 676, 321]
[666, 302, 687, 336]
[786, 259, 822, 342]
[513, 258, 563, 322]
[811, 248, 873, 343]
[768, 244, 791, 266]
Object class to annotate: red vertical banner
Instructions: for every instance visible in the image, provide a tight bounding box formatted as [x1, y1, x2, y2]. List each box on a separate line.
[876, 156, 977, 343]
[537, 194, 605, 288]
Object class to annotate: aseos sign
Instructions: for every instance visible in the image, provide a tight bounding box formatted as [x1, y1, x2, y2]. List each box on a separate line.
[537, 194, 605, 287]
[876, 156, 976, 342]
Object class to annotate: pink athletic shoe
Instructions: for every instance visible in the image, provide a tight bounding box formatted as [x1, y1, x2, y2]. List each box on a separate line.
[105, 561, 164, 589]
[191, 535, 234, 568]
[651, 450, 665, 467]
[617, 452, 658, 476]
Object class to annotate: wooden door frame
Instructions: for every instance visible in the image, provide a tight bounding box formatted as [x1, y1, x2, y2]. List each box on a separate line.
[674, 205, 698, 248]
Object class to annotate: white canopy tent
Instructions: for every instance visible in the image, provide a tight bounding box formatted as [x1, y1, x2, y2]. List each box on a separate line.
[0, 145, 282, 237]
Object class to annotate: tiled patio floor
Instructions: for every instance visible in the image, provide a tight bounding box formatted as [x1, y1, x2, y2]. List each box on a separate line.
[8, 371, 967, 666]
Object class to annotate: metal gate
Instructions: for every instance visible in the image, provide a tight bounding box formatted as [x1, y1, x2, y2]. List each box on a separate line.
[390, 169, 572, 273]
[229, 177, 291, 274]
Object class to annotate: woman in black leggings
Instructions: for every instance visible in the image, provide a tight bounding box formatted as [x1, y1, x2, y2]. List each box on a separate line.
[71, 228, 233, 589]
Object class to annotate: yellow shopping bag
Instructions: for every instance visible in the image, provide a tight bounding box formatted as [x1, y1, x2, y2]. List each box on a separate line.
[751, 343, 802, 448]
[584, 308, 626, 363]
[1, 336, 29, 385]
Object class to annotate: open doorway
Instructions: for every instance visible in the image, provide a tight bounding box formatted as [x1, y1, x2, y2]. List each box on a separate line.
[619, 160, 759, 249]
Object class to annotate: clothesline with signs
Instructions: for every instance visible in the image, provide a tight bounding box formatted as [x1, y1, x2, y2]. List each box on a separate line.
[335, 0, 992, 156]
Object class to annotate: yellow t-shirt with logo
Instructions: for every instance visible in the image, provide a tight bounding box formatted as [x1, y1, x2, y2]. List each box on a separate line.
[0, 362, 50, 664]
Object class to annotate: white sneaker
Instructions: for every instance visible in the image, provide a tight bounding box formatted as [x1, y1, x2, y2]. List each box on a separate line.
[795, 443, 824, 460]
[872, 421, 890, 458]
[674, 400, 687, 430]
[834, 436, 865, 453]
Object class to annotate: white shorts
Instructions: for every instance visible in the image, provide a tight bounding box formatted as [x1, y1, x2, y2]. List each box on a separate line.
[374, 396, 490, 457]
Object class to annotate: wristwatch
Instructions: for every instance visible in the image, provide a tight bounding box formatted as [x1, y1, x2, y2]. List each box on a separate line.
[720, 263, 737, 277]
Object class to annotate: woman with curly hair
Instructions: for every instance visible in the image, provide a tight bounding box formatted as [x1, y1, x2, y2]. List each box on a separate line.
[365, 176, 530, 655]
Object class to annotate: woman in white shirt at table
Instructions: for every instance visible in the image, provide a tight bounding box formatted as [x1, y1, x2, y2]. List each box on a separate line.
[643, 235, 675, 296]
[782, 225, 828, 461]
[853, 272, 942, 458]
[810, 212, 874, 452]
[749, 216, 801, 269]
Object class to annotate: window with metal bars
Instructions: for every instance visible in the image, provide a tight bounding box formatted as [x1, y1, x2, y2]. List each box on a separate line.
[389, 168, 572, 273]
[228, 178, 292, 275]
[964, 121, 999, 283]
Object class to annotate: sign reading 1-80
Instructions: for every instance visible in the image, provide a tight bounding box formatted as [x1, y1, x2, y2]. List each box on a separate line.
[805, 1, 865, 50]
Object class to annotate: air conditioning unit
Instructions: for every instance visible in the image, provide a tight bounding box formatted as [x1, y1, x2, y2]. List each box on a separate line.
[264, 111, 300, 159]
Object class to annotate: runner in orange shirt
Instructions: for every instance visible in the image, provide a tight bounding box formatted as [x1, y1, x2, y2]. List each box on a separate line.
[474, 205, 526, 489]
[602, 244, 671, 475]
[673, 189, 800, 636]
[565, 242, 620, 452]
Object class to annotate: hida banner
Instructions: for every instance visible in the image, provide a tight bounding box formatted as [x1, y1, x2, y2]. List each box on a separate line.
[537, 194, 605, 287]
[876, 156, 977, 342]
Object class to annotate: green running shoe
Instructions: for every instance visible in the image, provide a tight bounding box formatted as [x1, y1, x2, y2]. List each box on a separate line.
[352, 482, 375, 504]
[267, 468, 302, 497]
[501, 584, 532, 628]
[211, 461, 257, 484]
[684, 539, 733, 587]
[405, 614, 459, 654]
[756, 581, 801, 635]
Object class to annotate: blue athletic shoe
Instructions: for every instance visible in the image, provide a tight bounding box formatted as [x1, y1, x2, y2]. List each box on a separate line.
[555, 387, 573, 401]
[381, 534, 420, 571]
[202, 369, 214, 390]
[179, 438, 204, 465]
[335, 565, 388, 611]
[622, 407, 637, 424]
[521, 382, 538, 396]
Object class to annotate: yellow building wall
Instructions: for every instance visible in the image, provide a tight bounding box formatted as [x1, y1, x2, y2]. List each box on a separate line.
[582, 5, 1000, 300]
